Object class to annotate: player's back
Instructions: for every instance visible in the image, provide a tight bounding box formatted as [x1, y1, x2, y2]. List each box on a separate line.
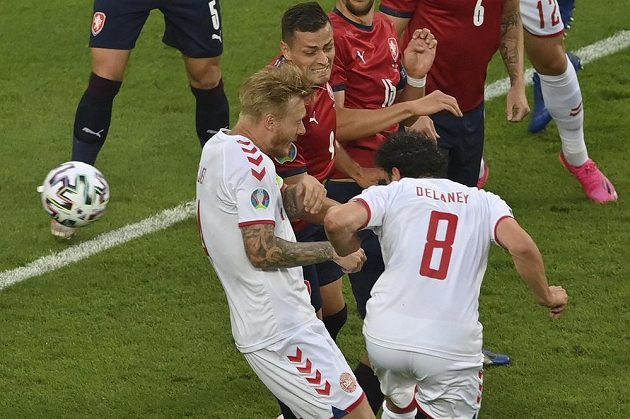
[360, 177, 512, 360]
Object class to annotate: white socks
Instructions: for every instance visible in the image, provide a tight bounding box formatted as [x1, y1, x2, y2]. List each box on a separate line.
[539, 55, 589, 167]
[381, 402, 417, 419]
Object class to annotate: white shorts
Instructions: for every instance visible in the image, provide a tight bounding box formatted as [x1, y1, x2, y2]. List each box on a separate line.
[366, 339, 484, 419]
[243, 319, 365, 419]
[520, 0, 565, 37]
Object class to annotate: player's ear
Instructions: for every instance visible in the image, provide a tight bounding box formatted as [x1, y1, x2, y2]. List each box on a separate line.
[263, 113, 277, 132]
[391, 167, 402, 181]
[280, 40, 291, 60]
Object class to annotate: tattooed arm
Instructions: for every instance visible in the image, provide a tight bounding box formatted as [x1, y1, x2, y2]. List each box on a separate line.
[240, 223, 365, 271]
[501, 0, 529, 122]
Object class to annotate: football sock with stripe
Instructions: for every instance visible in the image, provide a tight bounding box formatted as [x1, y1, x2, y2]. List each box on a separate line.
[539, 56, 588, 167]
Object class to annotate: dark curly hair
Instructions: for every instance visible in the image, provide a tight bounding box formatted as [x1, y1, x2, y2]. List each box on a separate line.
[376, 131, 447, 179]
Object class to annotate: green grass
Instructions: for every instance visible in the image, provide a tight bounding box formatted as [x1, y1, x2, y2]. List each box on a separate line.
[1, 0, 629, 417]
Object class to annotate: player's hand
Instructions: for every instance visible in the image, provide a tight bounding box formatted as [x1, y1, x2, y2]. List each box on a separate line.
[333, 248, 366, 273]
[541, 285, 569, 319]
[294, 174, 326, 214]
[352, 167, 386, 189]
[506, 84, 530, 122]
[411, 90, 462, 118]
[403, 28, 437, 80]
[408, 115, 439, 141]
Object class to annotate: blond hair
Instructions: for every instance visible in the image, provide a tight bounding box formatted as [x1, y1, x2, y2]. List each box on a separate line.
[239, 65, 313, 120]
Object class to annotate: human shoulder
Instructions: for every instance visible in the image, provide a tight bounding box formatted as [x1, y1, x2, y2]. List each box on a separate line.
[218, 131, 273, 182]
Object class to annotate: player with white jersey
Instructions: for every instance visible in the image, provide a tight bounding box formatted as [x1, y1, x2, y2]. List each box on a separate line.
[196, 65, 374, 419]
[520, 0, 617, 203]
[325, 131, 568, 419]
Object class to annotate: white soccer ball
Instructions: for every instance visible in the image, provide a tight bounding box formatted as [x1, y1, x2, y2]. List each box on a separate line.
[38, 161, 110, 227]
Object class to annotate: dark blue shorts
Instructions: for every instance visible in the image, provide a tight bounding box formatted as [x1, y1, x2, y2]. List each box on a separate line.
[296, 224, 344, 312]
[296, 224, 344, 288]
[89, 0, 223, 58]
[325, 181, 384, 319]
[433, 102, 485, 187]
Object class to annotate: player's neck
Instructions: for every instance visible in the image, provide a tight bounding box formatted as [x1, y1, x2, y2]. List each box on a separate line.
[231, 122, 263, 150]
[336, 6, 374, 27]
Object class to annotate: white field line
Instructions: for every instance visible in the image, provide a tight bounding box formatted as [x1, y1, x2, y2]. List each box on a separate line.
[2, 30, 630, 291]
[0, 202, 195, 290]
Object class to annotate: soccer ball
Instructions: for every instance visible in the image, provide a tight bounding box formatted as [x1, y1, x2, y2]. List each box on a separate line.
[38, 161, 110, 227]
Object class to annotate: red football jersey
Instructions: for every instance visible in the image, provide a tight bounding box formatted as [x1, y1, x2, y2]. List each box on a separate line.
[271, 56, 338, 232]
[329, 10, 404, 176]
[380, 0, 504, 112]
[271, 56, 337, 183]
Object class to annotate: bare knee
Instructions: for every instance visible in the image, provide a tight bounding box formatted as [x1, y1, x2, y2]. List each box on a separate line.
[524, 32, 568, 76]
[185, 56, 222, 89]
[534, 54, 568, 75]
[320, 279, 345, 316]
[91, 48, 130, 81]
[345, 397, 376, 419]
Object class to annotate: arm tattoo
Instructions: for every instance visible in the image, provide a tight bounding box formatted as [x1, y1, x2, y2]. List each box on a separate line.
[241, 224, 334, 269]
[282, 186, 304, 220]
[500, 11, 521, 85]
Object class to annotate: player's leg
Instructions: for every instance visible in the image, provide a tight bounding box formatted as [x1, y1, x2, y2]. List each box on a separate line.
[161, 0, 229, 147]
[55, 2, 148, 239]
[413, 358, 483, 419]
[184, 56, 229, 146]
[244, 319, 374, 419]
[73, 1, 151, 166]
[71, 48, 128, 166]
[433, 109, 482, 188]
[530, 0, 577, 133]
[320, 278, 348, 341]
[364, 340, 418, 419]
[524, 32, 617, 202]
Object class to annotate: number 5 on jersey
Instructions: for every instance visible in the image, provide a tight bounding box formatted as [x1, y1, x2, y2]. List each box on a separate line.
[420, 211, 459, 280]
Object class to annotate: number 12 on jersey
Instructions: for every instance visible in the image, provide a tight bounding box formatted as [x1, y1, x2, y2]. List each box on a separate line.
[420, 211, 459, 280]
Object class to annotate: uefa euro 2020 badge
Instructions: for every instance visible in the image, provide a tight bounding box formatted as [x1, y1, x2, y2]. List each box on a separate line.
[251, 188, 270, 210]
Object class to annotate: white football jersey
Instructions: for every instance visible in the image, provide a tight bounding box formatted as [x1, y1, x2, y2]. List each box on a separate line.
[196, 130, 315, 353]
[358, 178, 513, 360]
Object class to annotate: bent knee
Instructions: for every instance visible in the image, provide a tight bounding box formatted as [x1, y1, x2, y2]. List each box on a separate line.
[535, 56, 568, 76]
[186, 57, 223, 89]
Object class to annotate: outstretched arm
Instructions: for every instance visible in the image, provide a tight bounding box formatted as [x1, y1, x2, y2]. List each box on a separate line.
[495, 217, 568, 318]
[335, 90, 461, 143]
[240, 223, 366, 272]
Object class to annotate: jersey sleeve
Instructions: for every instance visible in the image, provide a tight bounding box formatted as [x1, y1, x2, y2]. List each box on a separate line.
[235, 162, 278, 227]
[379, 0, 417, 18]
[485, 191, 514, 247]
[274, 142, 308, 178]
[351, 184, 394, 229]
